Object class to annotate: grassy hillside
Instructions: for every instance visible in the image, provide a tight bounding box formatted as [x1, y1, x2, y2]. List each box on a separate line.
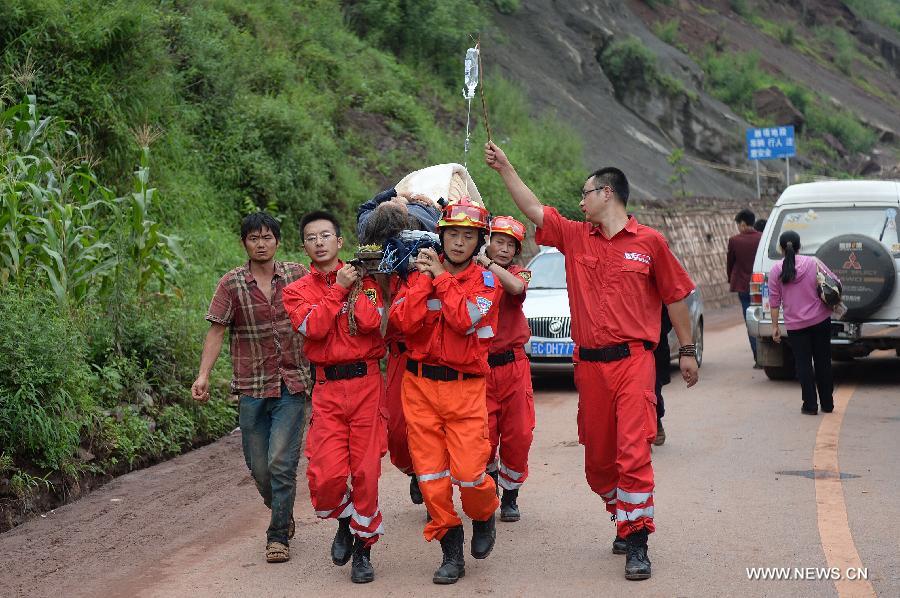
[0, 0, 584, 526]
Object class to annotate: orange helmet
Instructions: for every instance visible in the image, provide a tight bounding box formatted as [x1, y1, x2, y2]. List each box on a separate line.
[490, 215, 526, 242]
[437, 197, 489, 230]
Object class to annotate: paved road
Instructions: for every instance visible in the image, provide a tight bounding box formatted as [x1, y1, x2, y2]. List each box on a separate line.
[2, 316, 897, 597]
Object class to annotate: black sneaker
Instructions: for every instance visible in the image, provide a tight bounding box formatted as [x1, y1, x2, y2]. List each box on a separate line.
[612, 535, 627, 554]
[350, 537, 375, 584]
[624, 530, 651, 580]
[331, 517, 353, 566]
[801, 405, 819, 415]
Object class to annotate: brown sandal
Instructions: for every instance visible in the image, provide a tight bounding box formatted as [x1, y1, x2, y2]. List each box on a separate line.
[266, 541, 290, 563]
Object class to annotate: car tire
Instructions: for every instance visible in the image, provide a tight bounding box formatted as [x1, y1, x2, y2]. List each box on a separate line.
[816, 234, 897, 319]
[764, 343, 796, 380]
[694, 320, 704, 368]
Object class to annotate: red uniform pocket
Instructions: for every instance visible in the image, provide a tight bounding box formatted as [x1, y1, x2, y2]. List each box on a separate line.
[642, 391, 658, 443]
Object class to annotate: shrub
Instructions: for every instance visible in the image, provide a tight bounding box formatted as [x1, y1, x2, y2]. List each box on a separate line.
[654, 18, 680, 46]
[0, 290, 96, 470]
[491, 0, 520, 14]
[599, 36, 661, 99]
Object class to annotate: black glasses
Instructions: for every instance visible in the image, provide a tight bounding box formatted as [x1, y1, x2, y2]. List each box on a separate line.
[581, 186, 608, 199]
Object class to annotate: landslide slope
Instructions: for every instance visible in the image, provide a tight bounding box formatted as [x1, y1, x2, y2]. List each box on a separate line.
[486, 0, 900, 199]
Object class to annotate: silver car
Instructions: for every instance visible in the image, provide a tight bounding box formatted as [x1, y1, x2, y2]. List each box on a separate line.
[522, 247, 704, 373]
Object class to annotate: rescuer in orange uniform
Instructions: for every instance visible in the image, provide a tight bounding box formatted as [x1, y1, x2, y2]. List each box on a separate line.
[473, 216, 535, 523]
[389, 198, 501, 585]
[486, 142, 699, 581]
[283, 210, 387, 584]
[383, 274, 423, 506]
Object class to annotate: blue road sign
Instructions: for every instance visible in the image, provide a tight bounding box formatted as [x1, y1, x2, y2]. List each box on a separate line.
[746, 125, 796, 160]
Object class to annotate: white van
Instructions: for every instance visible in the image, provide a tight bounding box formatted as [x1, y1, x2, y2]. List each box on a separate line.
[745, 180, 900, 380]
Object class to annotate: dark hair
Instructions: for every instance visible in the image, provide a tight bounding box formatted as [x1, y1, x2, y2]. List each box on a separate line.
[439, 228, 487, 260]
[361, 202, 421, 245]
[753, 218, 766, 232]
[241, 212, 281, 242]
[300, 210, 341, 238]
[735, 209, 755, 227]
[588, 167, 630, 207]
[779, 230, 801, 284]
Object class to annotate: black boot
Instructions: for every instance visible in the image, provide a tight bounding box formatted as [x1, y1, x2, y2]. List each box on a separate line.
[500, 488, 520, 522]
[624, 529, 651, 580]
[331, 517, 353, 566]
[612, 535, 627, 554]
[350, 537, 375, 584]
[487, 469, 500, 497]
[471, 514, 496, 559]
[433, 525, 465, 584]
[409, 474, 424, 505]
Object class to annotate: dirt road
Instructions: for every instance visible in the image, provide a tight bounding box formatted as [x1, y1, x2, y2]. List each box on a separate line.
[2, 318, 897, 597]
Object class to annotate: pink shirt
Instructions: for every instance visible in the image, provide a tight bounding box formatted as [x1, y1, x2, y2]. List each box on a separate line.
[768, 255, 839, 331]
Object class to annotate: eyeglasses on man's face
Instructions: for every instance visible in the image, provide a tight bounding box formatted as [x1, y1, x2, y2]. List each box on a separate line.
[581, 185, 609, 200]
[304, 232, 337, 244]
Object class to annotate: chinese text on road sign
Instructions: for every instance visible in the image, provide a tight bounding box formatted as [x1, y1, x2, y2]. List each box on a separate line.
[746, 126, 796, 160]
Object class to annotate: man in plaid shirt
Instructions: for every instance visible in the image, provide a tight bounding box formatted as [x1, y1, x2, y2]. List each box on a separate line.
[191, 212, 308, 564]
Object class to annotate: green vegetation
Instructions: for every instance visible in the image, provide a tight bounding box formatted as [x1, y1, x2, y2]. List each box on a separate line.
[653, 18, 682, 48]
[699, 48, 877, 159]
[0, 0, 583, 521]
[599, 35, 689, 101]
[844, 0, 900, 34]
[667, 148, 690, 197]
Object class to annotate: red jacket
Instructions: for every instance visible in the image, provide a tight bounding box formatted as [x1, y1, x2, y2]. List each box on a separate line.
[389, 260, 499, 375]
[726, 230, 762, 293]
[489, 265, 531, 353]
[283, 261, 386, 365]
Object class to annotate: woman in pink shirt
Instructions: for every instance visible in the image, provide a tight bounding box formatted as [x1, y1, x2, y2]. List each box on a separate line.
[768, 231, 839, 415]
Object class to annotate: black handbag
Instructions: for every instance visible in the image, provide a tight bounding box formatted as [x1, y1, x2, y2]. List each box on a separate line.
[815, 260, 842, 307]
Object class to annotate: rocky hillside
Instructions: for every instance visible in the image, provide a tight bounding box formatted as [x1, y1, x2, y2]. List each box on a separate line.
[485, 0, 900, 200]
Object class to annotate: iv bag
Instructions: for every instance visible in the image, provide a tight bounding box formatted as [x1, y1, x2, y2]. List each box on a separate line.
[464, 47, 479, 99]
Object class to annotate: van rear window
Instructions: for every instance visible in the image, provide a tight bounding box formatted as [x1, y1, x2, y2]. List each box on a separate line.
[767, 207, 899, 258]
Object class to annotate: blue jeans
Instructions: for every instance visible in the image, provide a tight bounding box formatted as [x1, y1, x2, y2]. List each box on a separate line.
[737, 291, 757, 360]
[240, 382, 306, 545]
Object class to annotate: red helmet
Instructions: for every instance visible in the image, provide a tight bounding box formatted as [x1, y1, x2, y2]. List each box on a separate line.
[490, 215, 526, 242]
[437, 197, 489, 230]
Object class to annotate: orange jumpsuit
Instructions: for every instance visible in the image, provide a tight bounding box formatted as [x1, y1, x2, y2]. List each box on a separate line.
[486, 265, 535, 490]
[283, 262, 387, 545]
[388, 260, 500, 541]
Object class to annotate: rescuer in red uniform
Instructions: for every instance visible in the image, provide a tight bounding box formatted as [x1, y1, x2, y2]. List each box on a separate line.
[473, 216, 535, 523]
[283, 210, 387, 584]
[389, 198, 501, 585]
[486, 142, 699, 581]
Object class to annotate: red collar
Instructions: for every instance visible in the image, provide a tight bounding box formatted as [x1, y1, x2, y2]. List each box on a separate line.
[310, 260, 342, 284]
[589, 215, 639, 238]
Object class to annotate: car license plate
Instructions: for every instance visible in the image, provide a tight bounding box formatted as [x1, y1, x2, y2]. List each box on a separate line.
[531, 341, 574, 357]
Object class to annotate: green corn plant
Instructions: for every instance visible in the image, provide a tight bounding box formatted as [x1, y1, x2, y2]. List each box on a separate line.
[34, 193, 115, 307]
[118, 145, 184, 300]
[1, 95, 117, 306]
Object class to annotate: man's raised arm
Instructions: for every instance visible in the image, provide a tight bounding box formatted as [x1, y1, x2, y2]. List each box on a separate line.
[485, 141, 544, 228]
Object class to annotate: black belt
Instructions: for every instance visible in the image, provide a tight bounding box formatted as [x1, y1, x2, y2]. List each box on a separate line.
[312, 361, 368, 382]
[488, 350, 517, 368]
[406, 359, 481, 381]
[578, 341, 654, 363]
